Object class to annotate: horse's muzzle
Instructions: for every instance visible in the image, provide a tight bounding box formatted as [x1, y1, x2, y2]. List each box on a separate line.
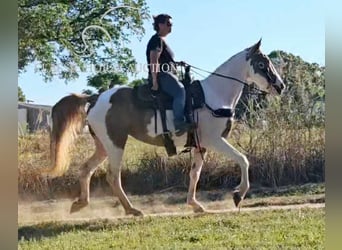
[273, 82, 285, 95]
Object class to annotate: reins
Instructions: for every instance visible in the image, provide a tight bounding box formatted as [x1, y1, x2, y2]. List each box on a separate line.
[181, 62, 269, 95]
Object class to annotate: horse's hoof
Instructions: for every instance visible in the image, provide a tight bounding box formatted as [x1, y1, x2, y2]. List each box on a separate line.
[70, 200, 88, 214]
[233, 191, 242, 208]
[193, 206, 206, 213]
[188, 199, 206, 213]
[126, 208, 144, 217]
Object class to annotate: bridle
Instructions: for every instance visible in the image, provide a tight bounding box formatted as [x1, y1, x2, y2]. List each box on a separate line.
[179, 62, 271, 95]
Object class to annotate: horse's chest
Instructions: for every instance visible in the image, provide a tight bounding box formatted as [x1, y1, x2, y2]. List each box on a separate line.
[198, 111, 234, 143]
[211, 118, 233, 136]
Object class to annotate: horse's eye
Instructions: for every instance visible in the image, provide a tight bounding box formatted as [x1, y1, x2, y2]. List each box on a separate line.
[258, 62, 265, 69]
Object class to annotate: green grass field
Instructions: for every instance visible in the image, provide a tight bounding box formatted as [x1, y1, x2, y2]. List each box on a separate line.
[19, 208, 324, 250]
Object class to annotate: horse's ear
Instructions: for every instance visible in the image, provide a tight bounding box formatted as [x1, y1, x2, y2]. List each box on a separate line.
[246, 38, 262, 60]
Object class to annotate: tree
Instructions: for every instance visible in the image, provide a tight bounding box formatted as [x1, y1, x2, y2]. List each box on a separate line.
[83, 73, 146, 94]
[82, 89, 95, 95]
[18, 86, 26, 102]
[128, 78, 146, 87]
[82, 70, 146, 94]
[85, 72, 128, 93]
[18, 0, 149, 82]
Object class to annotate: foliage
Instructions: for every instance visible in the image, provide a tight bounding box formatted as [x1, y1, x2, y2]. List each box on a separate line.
[18, 86, 26, 102]
[18, 0, 149, 82]
[82, 73, 146, 94]
[82, 89, 95, 95]
[128, 78, 146, 87]
[86, 72, 128, 93]
[19, 208, 324, 249]
[235, 50, 325, 127]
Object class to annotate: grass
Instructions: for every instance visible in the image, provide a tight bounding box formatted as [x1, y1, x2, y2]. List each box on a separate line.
[18, 207, 325, 249]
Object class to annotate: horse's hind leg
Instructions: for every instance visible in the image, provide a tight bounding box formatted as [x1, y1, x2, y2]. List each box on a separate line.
[187, 148, 207, 213]
[70, 136, 107, 213]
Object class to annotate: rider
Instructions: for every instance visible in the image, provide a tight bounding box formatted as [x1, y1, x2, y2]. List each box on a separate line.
[146, 14, 193, 136]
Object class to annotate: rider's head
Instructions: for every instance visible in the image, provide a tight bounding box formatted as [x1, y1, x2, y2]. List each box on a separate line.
[153, 14, 172, 36]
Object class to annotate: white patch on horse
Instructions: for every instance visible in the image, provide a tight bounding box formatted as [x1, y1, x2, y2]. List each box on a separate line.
[200, 50, 248, 110]
[87, 86, 129, 156]
[145, 110, 188, 146]
[84, 102, 90, 113]
[146, 110, 175, 136]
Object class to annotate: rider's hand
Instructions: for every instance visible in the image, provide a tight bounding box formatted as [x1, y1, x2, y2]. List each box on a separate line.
[151, 84, 158, 91]
[177, 61, 186, 66]
[151, 82, 159, 97]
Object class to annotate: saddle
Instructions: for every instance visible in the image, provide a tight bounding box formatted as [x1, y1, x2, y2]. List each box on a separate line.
[133, 79, 205, 111]
[132, 66, 205, 156]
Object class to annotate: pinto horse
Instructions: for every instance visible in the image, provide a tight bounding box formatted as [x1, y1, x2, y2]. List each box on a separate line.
[45, 40, 285, 215]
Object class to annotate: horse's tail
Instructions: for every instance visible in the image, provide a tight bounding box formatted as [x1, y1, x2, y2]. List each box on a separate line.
[44, 94, 98, 177]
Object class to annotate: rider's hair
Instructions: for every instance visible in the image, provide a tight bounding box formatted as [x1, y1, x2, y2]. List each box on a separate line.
[153, 14, 172, 32]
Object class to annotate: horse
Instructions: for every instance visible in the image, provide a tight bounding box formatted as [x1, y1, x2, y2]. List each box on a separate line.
[45, 39, 285, 216]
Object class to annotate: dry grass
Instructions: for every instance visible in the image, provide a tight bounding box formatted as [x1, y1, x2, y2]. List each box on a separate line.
[18, 121, 324, 199]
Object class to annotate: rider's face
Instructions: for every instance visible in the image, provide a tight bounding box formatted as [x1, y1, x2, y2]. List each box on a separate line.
[159, 18, 172, 35]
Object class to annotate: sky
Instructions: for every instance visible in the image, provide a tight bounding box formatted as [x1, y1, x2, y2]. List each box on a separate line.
[18, 0, 325, 105]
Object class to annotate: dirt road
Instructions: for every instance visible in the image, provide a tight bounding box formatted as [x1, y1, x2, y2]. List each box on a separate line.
[18, 191, 325, 226]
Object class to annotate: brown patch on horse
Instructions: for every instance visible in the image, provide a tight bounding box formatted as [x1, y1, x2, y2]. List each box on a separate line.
[105, 88, 165, 149]
[250, 53, 277, 84]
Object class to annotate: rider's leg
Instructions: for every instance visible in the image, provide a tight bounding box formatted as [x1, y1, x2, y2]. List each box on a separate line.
[158, 72, 192, 134]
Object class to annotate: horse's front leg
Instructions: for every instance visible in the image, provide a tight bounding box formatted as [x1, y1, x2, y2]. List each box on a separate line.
[187, 148, 207, 213]
[211, 137, 250, 207]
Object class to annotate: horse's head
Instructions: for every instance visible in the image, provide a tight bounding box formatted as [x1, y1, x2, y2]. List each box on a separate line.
[245, 39, 285, 95]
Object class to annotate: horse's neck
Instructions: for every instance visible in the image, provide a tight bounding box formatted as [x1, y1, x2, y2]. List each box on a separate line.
[200, 51, 248, 110]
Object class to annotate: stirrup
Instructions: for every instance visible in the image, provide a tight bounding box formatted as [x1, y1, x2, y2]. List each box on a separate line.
[162, 132, 177, 157]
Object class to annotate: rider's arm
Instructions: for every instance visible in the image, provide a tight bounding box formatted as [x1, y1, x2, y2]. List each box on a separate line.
[150, 50, 161, 89]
